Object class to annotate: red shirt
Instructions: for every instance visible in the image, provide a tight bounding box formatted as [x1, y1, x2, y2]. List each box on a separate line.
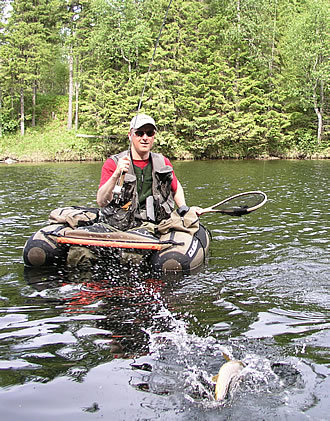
[99, 156, 178, 192]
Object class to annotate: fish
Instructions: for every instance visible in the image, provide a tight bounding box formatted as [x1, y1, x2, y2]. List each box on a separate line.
[212, 353, 245, 401]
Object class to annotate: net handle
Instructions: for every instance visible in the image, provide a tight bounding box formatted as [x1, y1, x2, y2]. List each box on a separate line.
[197, 191, 267, 216]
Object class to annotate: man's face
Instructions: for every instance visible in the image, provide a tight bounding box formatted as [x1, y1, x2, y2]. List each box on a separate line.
[130, 124, 156, 158]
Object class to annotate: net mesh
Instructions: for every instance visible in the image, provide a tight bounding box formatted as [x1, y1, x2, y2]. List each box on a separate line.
[218, 192, 265, 215]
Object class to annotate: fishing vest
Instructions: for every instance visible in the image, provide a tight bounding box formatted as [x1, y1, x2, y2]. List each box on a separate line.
[100, 151, 175, 230]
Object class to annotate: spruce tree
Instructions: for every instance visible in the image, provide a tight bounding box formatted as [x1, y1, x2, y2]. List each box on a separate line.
[2, 0, 62, 135]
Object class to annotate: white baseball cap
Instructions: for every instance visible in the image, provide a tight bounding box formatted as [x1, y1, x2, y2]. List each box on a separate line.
[130, 114, 157, 130]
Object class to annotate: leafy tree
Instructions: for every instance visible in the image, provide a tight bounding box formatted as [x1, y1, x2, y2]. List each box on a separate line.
[280, 0, 329, 148]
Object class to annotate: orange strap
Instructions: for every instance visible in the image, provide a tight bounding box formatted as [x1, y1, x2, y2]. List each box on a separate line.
[57, 236, 163, 250]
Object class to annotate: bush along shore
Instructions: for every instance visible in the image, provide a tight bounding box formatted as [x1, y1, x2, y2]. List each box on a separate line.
[1, 121, 329, 163]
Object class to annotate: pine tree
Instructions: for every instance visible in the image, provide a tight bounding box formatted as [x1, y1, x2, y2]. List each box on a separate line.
[2, 0, 62, 135]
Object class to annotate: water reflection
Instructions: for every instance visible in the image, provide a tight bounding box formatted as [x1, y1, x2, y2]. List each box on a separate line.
[0, 160, 329, 420]
[12, 266, 180, 383]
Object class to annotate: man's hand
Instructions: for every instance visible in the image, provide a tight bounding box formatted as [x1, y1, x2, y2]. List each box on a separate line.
[97, 156, 130, 207]
[114, 156, 130, 178]
[190, 206, 203, 216]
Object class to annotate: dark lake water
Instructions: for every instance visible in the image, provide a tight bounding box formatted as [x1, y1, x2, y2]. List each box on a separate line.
[0, 159, 329, 420]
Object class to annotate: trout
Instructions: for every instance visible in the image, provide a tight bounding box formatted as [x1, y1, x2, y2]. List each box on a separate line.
[212, 353, 245, 401]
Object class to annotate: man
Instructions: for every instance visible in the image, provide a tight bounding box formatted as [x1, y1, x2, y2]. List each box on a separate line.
[97, 113, 190, 230]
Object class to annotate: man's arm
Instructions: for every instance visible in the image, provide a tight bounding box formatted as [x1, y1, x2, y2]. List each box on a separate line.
[173, 180, 202, 216]
[173, 180, 186, 208]
[97, 156, 130, 207]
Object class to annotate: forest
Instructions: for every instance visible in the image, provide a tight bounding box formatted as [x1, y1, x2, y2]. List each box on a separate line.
[0, 0, 329, 160]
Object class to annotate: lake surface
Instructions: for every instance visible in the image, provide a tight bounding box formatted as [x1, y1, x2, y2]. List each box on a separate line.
[0, 159, 329, 420]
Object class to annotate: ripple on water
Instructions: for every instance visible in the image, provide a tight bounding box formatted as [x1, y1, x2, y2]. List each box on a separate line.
[0, 161, 329, 420]
[243, 308, 330, 339]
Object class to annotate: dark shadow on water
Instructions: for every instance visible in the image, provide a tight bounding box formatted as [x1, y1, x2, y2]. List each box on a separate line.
[19, 265, 306, 409]
[23, 264, 187, 360]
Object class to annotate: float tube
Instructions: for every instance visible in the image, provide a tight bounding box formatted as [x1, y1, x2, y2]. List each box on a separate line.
[23, 207, 210, 273]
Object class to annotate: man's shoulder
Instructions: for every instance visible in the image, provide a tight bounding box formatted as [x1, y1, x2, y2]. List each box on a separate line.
[102, 157, 116, 170]
[151, 152, 173, 168]
[110, 150, 128, 162]
[163, 156, 173, 167]
[103, 150, 128, 167]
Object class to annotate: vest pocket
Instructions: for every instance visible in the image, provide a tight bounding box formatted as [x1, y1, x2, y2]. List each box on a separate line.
[122, 174, 136, 204]
[100, 174, 138, 230]
[155, 166, 173, 199]
[154, 167, 174, 222]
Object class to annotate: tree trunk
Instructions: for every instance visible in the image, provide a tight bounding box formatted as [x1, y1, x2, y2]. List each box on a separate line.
[67, 49, 73, 130]
[75, 79, 79, 130]
[20, 86, 25, 136]
[312, 57, 324, 144]
[316, 108, 323, 143]
[11, 84, 14, 119]
[269, 0, 277, 79]
[0, 90, 2, 138]
[234, 0, 241, 113]
[121, 48, 132, 80]
[32, 81, 37, 127]
[74, 55, 79, 130]
[313, 85, 323, 144]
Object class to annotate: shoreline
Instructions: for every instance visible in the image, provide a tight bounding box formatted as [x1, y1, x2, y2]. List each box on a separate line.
[1, 152, 329, 163]
[1, 127, 329, 163]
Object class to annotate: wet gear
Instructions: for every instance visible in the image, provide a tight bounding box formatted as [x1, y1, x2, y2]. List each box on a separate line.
[100, 151, 174, 230]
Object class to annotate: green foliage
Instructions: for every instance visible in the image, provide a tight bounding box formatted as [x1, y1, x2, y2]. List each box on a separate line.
[0, 0, 329, 159]
[280, 0, 329, 144]
[0, 119, 103, 161]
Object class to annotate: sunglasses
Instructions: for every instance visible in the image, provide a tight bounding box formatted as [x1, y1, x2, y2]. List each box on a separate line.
[133, 129, 155, 138]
